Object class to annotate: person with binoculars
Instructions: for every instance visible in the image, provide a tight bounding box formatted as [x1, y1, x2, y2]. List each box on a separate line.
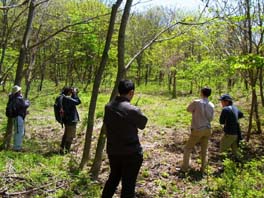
[59, 86, 81, 154]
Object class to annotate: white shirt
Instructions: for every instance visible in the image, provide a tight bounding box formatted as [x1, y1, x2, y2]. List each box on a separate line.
[187, 98, 214, 131]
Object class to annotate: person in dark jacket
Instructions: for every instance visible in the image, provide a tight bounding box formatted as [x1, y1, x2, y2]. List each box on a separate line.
[60, 87, 81, 154]
[11, 85, 30, 151]
[102, 79, 148, 198]
[219, 94, 243, 156]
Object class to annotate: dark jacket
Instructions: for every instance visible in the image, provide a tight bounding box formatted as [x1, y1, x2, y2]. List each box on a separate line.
[219, 105, 243, 135]
[11, 93, 30, 119]
[62, 93, 81, 125]
[104, 96, 148, 155]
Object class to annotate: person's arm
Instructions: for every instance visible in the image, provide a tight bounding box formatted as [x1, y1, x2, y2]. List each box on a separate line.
[68, 94, 81, 105]
[219, 108, 228, 125]
[187, 101, 195, 113]
[127, 107, 148, 130]
[238, 110, 244, 119]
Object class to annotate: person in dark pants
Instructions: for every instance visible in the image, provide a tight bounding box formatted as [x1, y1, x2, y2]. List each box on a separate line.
[60, 87, 81, 154]
[102, 79, 148, 198]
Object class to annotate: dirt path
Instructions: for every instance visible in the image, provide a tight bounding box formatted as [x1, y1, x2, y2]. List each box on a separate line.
[96, 125, 225, 198]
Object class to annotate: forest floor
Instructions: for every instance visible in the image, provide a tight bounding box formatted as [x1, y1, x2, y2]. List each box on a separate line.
[26, 116, 264, 198]
[1, 91, 264, 197]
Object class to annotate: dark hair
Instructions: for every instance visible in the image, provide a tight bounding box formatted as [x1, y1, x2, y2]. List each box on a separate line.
[201, 87, 211, 97]
[118, 79, 135, 95]
[62, 87, 72, 95]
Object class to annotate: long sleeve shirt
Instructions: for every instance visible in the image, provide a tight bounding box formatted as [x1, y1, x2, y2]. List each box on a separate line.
[187, 98, 214, 131]
[219, 105, 243, 135]
[62, 93, 81, 125]
[104, 96, 148, 155]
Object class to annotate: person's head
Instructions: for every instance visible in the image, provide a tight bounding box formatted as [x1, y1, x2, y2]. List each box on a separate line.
[118, 79, 135, 101]
[201, 87, 212, 98]
[219, 94, 233, 107]
[12, 85, 22, 95]
[62, 87, 73, 96]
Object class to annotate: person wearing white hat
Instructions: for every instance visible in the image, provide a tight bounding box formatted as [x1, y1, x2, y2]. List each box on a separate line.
[9, 85, 30, 151]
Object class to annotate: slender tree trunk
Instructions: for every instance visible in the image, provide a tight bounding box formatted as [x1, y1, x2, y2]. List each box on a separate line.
[79, 0, 123, 170]
[145, 64, 149, 86]
[89, 0, 133, 179]
[0, 117, 13, 150]
[172, 70, 176, 98]
[246, 87, 254, 141]
[136, 56, 142, 86]
[38, 48, 46, 92]
[168, 73, 171, 91]
[253, 88, 262, 134]
[0, 0, 8, 76]
[25, 48, 36, 98]
[259, 67, 264, 107]
[14, 0, 35, 86]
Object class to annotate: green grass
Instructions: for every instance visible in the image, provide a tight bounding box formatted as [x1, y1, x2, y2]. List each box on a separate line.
[0, 80, 263, 197]
[209, 158, 264, 198]
[0, 151, 101, 197]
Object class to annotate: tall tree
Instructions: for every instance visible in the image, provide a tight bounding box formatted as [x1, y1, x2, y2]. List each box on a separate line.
[90, 0, 133, 179]
[79, 0, 123, 170]
[14, 0, 36, 86]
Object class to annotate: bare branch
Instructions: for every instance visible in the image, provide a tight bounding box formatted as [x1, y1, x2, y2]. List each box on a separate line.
[35, 0, 50, 7]
[125, 19, 216, 70]
[125, 0, 215, 70]
[0, 0, 28, 10]
[29, 12, 112, 49]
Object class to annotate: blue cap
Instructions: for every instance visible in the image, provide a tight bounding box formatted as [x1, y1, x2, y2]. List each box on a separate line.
[219, 94, 232, 101]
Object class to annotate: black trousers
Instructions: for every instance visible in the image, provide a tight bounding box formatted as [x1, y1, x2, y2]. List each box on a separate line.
[102, 153, 143, 198]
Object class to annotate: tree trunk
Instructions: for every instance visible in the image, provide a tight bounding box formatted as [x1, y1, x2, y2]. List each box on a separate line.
[136, 56, 142, 86]
[259, 67, 264, 107]
[172, 70, 176, 98]
[25, 48, 37, 98]
[145, 64, 149, 86]
[168, 73, 171, 91]
[38, 48, 46, 92]
[253, 88, 262, 134]
[0, 0, 8, 76]
[89, 124, 107, 179]
[0, 117, 13, 150]
[246, 86, 255, 141]
[89, 0, 133, 179]
[79, 0, 123, 170]
[14, 0, 36, 86]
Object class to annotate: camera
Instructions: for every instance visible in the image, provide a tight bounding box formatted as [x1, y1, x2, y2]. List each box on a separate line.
[72, 87, 78, 93]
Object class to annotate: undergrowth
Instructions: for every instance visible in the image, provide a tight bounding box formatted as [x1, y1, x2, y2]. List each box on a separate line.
[0, 81, 263, 197]
[209, 157, 264, 198]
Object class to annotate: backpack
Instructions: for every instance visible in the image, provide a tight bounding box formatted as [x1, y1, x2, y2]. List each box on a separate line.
[54, 95, 64, 125]
[5, 97, 18, 118]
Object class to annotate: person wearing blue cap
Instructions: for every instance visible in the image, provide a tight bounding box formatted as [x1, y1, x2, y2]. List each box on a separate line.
[219, 94, 243, 156]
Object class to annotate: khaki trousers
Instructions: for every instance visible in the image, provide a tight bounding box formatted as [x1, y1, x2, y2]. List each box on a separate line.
[220, 134, 238, 156]
[181, 128, 211, 172]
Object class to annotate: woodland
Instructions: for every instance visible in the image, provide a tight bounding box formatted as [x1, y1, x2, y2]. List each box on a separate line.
[0, 0, 264, 197]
